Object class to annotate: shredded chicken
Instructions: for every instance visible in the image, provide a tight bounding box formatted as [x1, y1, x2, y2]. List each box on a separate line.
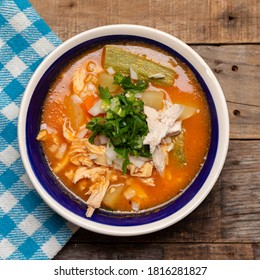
[128, 161, 153, 177]
[65, 170, 74, 181]
[72, 165, 110, 217]
[63, 118, 76, 142]
[36, 130, 47, 141]
[139, 177, 155, 187]
[152, 145, 166, 175]
[69, 139, 94, 167]
[85, 176, 110, 217]
[73, 166, 108, 184]
[72, 66, 87, 94]
[69, 139, 107, 167]
[143, 101, 183, 174]
[84, 140, 107, 166]
[143, 101, 183, 153]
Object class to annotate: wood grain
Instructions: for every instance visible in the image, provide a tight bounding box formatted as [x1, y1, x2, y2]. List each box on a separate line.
[30, 0, 260, 44]
[54, 243, 254, 260]
[192, 45, 260, 139]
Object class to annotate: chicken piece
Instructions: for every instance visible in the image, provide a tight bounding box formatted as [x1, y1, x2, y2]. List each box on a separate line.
[143, 101, 183, 153]
[105, 170, 118, 182]
[36, 130, 48, 141]
[72, 66, 87, 94]
[73, 166, 108, 184]
[139, 177, 155, 187]
[143, 122, 169, 153]
[63, 118, 76, 142]
[65, 170, 74, 181]
[69, 139, 94, 167]
[128, 161, 153, 177]
[159, 100, 183, 127]
[167, 120, 182, 136]
[70, 154, 94, 167]
[69, 138, 107, 167]
[84, 141, 107, 166]
[85, 74, 99, 85]
[85, 176, 110, 217]
[109, 174, 118, 182]
[152, 145, 167, 175]
[143, 106, 158, 131]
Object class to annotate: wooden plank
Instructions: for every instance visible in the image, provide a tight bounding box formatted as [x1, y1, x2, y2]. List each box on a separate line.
[192, 45, 260, 107]
[226, 102, 260, 139]
[192, 45, 260, 139]
[59, 140, 260, 246]
[30, 0, 260, 44]
[253, 244, 260, 259]
[54, 243, 254, 260]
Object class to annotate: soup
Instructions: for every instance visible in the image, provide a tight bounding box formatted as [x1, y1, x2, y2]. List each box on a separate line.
[36, 42, 211, 217]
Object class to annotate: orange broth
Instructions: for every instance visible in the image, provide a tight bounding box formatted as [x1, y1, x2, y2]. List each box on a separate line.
[39, 43, 211, 212]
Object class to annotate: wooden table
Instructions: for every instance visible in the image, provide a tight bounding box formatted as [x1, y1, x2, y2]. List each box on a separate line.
[30, 0, 260, 260]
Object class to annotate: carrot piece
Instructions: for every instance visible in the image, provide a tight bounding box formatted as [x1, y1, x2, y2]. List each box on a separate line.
[81, 94, 99, 115]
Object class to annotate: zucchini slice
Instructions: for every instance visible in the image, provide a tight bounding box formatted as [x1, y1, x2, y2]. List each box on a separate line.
[104, 45, 176, 86]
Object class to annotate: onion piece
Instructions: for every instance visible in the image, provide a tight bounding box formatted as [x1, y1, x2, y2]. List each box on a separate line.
[113, 158, 123, 171]
[149, 73, 165, 79]
[40, 123, 47, 131]
[76, 128, 88, 139]
[46, 126, 57, 134]
[167, 142, 174, 152]
[129, 155, 147, 169]
[106, 67, 115, 75]
[88, 99, 104, 116]
[55, 143, 67, 159]
[86, 82, 96, 93]
[71, 94, 83, 104]
[41, 123, 57, 134]
[99, 135, 109, 144]
[105, 144, 117, 166]
[130, 65, 138, 80]
[124, 187, 136, 200]
[105, 144, 117, 160]
[131, 201, 140, 211]
[134, 92, 143, 99]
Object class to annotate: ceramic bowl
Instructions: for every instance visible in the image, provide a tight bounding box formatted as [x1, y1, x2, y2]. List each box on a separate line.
[18, 24, 229, 236]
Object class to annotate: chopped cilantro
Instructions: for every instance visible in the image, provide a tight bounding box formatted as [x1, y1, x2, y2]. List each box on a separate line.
[86, 75, 151, 173]
[113, 73, 148, 93]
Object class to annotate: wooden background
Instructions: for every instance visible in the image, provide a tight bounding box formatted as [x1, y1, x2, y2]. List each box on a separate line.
[30, 0, 260, 259]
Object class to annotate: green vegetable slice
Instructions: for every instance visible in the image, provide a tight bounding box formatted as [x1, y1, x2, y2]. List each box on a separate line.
[104, 45, 176, 87]
[173, 131, 186, 166]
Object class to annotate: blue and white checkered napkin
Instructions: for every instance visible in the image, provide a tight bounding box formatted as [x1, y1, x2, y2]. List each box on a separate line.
[0, 0, 78, 259]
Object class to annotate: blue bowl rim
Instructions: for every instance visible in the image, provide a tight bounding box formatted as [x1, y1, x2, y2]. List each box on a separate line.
[18, 25, 229, 236]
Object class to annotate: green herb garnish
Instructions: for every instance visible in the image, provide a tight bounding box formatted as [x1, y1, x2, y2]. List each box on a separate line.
[86, 74, 151, 173]
[114, 73, 148, 93]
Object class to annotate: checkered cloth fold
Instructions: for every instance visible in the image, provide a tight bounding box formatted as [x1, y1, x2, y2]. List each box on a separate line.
[0, 0, 77, 259]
